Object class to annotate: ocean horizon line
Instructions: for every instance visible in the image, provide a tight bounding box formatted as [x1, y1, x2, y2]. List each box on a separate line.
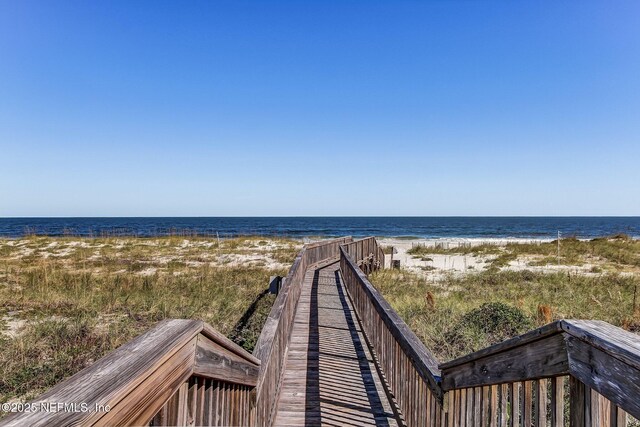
[1, 216, 638, 239]
[2, 215, 639, 219]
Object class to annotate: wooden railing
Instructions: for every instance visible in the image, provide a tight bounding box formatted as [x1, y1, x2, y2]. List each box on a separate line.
[340, 241, 444, 426]
[439, 319, 640, 426]
[0, 319, 260, 427]
[341, 236, 385, 273]
[340, 237, 640, 427]
[252, 236, 353, 427]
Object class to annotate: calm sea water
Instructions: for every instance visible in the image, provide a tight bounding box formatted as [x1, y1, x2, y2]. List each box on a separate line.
[0, 217, 638, 239]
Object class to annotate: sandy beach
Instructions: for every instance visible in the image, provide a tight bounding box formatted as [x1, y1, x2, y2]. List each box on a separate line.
[377, 237, 617, 279]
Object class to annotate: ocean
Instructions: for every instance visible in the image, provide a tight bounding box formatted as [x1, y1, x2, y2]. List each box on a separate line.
[0, 217, 638, 239]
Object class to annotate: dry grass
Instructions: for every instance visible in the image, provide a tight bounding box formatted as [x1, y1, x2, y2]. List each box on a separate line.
[0, 236, 301, 404]
[372, 236, 640, 362]
[407, 234, 640, 272]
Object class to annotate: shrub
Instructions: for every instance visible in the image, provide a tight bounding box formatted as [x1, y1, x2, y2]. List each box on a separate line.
[460, 302, 533, 338]
[445, 302, 533, 356]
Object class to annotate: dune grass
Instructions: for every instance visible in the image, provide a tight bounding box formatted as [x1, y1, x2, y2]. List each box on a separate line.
[371, 260, 640, 362]
[0, 236, 300, 404]
[407, 234, 640, 271]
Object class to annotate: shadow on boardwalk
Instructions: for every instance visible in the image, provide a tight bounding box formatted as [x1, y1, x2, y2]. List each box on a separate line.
[274, 261, 399, 427]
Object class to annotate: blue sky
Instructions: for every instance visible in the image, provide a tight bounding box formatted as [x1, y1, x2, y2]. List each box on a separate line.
[1, 1, 639, 216]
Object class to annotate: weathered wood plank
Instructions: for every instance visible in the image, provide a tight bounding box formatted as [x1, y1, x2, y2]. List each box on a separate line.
[440, 322, 565, 370]
[194, 334, 260, 386]
[253, 237, 352, 427]
[510, 382, 520, 427]
[499, 384, 508, 427]
[106, 337, 197, 426]
[535, 379, 547, 427]
[561, 320, 640, 370]
[474, 387, 482, 426]
[566, 335, 640, 421]
[0, 319, 202, 427]
[272, 261, 400, 427]
[441, 333, 568, 390]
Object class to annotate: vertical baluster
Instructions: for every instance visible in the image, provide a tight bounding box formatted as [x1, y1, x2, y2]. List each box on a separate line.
[213, 380, 220, 426]
[490, 385, 498, 427]
[474, 387, 482, 426]
[421, 378, 427, 427]
[482, 386, 490, 426]
[224, 383, 230, 427]
[535, 379, 547, 427]
[590, 389, 610, 427]
[584, 382, 592, 427]
[448, 391, 455, 427]
[203, 379, 211, 427]
[239, 386, 245, 426]
[550, 377, 564, 427]
[178, 382, 189, 426]
[424, 381, 431, 427]
[414, 371, 420, 427]
[456, 389, 462, 427]
[394, 342, 399, 406]
[429, 393, 435, 427]
[511, 382, 521, 427]
[198, 377, 206, 426]
[403, 355, 408, 421]
[500, 384, 509, 427]
[521, 381, 532, 427]
[188, 377, 198, 425]
[464, 387, 473, 427]
[460, 388, 467, 427]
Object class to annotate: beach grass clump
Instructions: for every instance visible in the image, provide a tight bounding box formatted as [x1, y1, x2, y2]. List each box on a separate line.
[444, 302, 533, 356]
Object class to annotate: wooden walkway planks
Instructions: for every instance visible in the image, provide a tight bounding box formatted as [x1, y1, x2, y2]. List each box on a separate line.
[273, 261, 400, 427]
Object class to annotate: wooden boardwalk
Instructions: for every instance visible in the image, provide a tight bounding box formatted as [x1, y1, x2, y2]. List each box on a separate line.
[273, 260, 400, 427]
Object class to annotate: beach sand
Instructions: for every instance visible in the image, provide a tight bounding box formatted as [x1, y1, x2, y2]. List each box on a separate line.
[377, 237, 604, 279]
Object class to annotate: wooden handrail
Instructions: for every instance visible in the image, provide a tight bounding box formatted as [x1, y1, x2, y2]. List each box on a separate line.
[439, 319, 640, 422]
[0, 319, 260, 427]
[340, 236, 385, 272]
[252, 236, 353, 427]
[339, 243, 444, 426]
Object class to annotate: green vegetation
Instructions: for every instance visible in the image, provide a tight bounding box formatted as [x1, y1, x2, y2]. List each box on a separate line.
[0, 236, 300, 404]
[230, 291, 277, 352]
[407, 234, 640, 271]
[443, 302, 533, 357]
[370, 267, 640, 362]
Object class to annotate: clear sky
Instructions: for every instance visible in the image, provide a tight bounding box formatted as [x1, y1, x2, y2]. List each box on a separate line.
[1, 1, 639, 216]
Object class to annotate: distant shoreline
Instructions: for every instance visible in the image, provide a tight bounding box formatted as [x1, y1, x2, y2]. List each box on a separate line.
[1, 235, 639, 244]
[0, 217, 638, 239]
